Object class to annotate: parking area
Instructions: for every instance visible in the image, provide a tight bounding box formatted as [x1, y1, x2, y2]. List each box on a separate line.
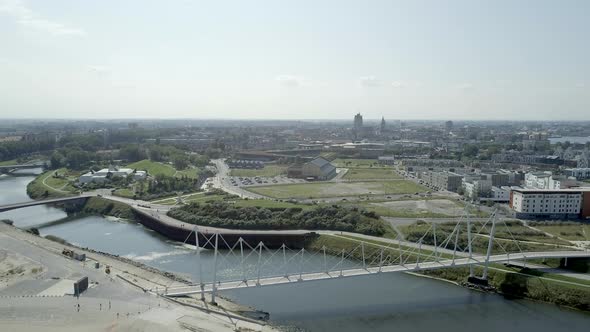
[227, 175, 306, 187]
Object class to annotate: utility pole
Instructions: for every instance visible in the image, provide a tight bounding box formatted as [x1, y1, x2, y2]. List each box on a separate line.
[467, 214, 474, 277]
[211, 233, 219, 304]
[482, 214, 497, 281]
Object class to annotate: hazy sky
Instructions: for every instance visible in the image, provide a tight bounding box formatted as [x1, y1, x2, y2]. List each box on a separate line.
[0, 0, 588, 120]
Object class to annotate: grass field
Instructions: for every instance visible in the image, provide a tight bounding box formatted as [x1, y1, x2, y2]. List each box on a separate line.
[332, 159, 391, 168]
[246, 180, 428, 199]
[126, 159, 176, 177]
[26, 168, 77, 198]
[112, 188, 135, 198]
[232, 199, 314, 209]
[175, 167, 201, 179]
[343, 168, 402, 180]
[0, 159, 18, 166]
[230, 165, 288, 177]
[535, 223, 590, 241]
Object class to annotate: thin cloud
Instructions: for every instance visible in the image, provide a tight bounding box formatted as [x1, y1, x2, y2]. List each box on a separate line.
[0, 0, 85, 36]
[456, 83, 474, 90]
[359, 76, 382, 87]
[391, 81, 405, 88]
[276, 75, 303, 87]
[89, 65, 110, 77]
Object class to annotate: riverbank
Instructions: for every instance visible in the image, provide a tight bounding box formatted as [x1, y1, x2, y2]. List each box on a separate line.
[0, 221, 278, 331]
[306, 234, 590, 312]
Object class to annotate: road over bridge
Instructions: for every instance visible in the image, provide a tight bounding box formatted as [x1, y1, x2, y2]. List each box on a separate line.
[163, 250, 590, 297]
[0, 195, 92, 213]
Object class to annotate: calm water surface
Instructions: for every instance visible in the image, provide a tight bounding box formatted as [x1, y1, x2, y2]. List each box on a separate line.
[1, 172, 589, 331]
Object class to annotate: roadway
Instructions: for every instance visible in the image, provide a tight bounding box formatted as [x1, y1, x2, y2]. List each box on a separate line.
[210, 159, 268, 199]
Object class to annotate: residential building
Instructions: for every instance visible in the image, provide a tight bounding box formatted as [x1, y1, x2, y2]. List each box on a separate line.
[491, 186, 511, 202]
[525, 171, 579, 189]
[421, 171, 463, 192]
[462, 176, 492, 199]
[378, 156, 395, 165]
[564, 168, 590, 180]
[509, 188, 590, 219]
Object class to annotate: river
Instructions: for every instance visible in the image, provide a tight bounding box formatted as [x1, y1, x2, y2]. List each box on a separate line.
[1, 170, 589, 331]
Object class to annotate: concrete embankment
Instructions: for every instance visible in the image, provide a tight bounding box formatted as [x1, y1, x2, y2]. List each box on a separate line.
[132, 207, 315, 249]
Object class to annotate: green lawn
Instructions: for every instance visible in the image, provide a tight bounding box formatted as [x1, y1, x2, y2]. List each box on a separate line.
[112, 188, 135, 198]
[232, 199, 314, 209]
[175, 167, 201, 179]
[0, 159, 18, 166]
[535, 224, 590, 241]
[332, 159, 390, 168]
[26, 169, 77, 198]
[126, 159, 176, 177]
[343, 168, 401, 180]
[246, 180, 428, 199]
[230, 165, 288, 177]
[354, 202, 451, 218]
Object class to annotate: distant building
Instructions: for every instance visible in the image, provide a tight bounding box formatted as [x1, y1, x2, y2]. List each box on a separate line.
[378, 156, 395, 165]
[491, 186, 510, 202]
[288, 157, 336, 181]
[564, 168, 590, 180]
[380, 116, 386, 133]
[227, 159, 264, 169]
[445, 120, 453, 133]
[420, 170, 463, 192]
[525, 171, 578, 189]
[354, 113, 363, 131]
[79, 166, 146, 184]
[462, 176, 492, 199]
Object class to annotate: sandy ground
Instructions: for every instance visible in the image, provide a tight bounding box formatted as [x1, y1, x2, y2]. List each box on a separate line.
[0, 223, 279, 332]
[0, 249, 44, 290]
[372, 199, 463, 216]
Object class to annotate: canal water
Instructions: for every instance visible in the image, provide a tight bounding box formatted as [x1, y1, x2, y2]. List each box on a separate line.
[1, 171, 589, 331]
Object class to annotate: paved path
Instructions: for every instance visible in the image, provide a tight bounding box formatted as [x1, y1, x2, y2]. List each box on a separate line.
[164, 250, 590, 296]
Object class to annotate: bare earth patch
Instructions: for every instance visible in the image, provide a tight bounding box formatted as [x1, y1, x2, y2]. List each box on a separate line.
[0, 249, 44, 290]
[371, 199, 463, 217]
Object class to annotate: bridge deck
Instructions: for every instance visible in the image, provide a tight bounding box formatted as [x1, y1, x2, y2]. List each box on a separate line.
[0, 195, 92, 213]
[164, 250, 590, 296]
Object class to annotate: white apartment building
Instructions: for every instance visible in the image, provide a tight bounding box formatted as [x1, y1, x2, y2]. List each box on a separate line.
[79, 166, 147, 184]
[524, 171, 578, 190]
[510, 188, 587, 219]
[462, 176, 491, 199]
[525, 172, 552, 189]
[491, 186, 510, 202]
[564, 168, 590, 180]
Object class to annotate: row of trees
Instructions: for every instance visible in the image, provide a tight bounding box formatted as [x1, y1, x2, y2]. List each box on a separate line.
[168, 202, 386, 236]
[0, 139, 55, 162]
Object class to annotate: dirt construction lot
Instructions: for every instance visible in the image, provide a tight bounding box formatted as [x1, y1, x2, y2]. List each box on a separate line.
[371, 199, 464, 217]
[246, 180, 427, 199]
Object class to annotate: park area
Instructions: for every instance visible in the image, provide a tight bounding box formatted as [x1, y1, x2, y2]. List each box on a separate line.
[364, 199, 464, 218]
[126, 159, 201, 178]
[343, 168, 401, 180]
[332, 159, 389, 168]
[246, 180, 427, 199]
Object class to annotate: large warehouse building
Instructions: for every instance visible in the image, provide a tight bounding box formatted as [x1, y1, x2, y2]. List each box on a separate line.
[288, 157, 337, 181]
